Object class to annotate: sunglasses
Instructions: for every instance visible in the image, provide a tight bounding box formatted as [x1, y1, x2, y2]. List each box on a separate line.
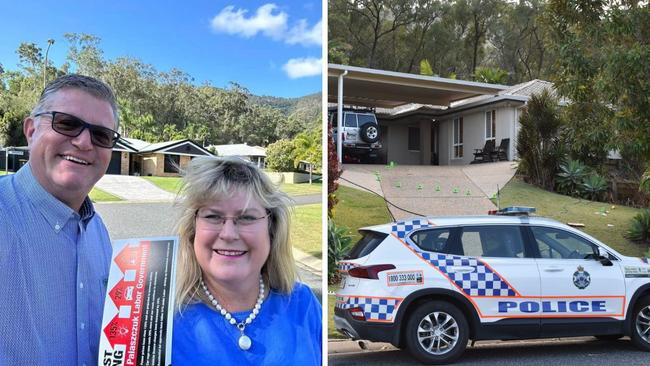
[33, 111, 120, 148]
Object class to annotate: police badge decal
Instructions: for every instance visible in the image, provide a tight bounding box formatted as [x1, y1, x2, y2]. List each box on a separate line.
[573, 265, 591, 289]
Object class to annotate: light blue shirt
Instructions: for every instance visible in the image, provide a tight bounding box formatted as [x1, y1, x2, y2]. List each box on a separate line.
[173, 282, 322, 365]
[0, 164, 112, 366]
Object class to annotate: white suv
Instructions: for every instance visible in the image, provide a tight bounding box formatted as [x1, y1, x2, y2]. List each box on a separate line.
[334, 207, 650, 364]
[329, 108, 382, 153]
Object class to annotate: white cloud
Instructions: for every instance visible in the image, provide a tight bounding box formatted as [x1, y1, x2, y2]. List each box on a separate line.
[210, 4, 287, 40]
[210, 4, 321, 47]
[283, 57, 322, 79]
[286, 19, 322, 47]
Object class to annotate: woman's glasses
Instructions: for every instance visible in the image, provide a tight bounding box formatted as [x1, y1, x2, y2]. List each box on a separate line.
[34, 111, 120, 148]
[195, 210, 270, 232]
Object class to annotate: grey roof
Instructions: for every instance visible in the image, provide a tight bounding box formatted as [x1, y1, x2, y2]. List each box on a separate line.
[139, 139, 187, 153]
[504, 79, 556, 98]
[382, 79, 566, 119]
[115, 138, 212, 156]
[207, 143, 266, 157]
[449, 79, 557, 108]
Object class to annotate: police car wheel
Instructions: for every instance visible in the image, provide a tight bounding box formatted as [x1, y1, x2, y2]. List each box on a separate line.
[631, 295, 650, 351]
[405, 301, 468, 365]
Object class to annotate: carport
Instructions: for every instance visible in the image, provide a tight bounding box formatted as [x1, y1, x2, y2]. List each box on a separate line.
[328, 64, 507, 164]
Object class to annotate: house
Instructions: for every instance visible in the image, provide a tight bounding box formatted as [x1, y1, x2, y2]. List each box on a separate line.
[108, 138, 213, 176]
[1, 139, 212, 176]
[0, 146, 29, 172]
[380, 79, 560, 165]
[207, 143, 266, 168]
[328, 63, 559, 166]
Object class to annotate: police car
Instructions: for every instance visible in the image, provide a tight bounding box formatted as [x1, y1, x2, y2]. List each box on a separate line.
[334, 207, 650, 364]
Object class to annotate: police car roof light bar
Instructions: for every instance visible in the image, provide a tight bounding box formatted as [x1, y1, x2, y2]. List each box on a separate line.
[491, 206, 536, 216]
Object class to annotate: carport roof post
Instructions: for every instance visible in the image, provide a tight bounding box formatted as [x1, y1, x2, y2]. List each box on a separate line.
[327, 64, 508, 109]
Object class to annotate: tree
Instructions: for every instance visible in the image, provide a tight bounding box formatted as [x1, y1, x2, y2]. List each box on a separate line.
[545, 0, 648, 168]
[464, 0, 503, 78]
[328, 38, 352, 65]
[16, 43, 42, 75]
[64, 33, 105, 77]
[0, 109, 28, 147]
[331, 0, 414, 68]
[293, 128, 322, 172]
[240, 105, 282, 146]
[265, 139, 296, 172]
[473, 66, 508, 84]
[419, 59, 434, 76]
[404, 0, 445, 73]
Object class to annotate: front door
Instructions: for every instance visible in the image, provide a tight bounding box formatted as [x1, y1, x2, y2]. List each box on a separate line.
[430, 122, 438, 165]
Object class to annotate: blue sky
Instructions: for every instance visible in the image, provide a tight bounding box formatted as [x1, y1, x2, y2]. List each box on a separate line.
[0, 1, 322, 98]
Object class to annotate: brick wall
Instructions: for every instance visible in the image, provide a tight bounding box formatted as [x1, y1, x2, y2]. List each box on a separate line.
[120, 152, 129, 175]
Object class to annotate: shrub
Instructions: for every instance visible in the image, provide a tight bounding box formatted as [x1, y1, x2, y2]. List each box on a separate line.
[328, 120, 341, 217]
[516, 89, 564, 190]
[556, 159, 587, 196]
[265, 139, 296, 172]
[328, 219, 353, 285]
[581, 174, 608, 201]
[627, 209, 650, 243]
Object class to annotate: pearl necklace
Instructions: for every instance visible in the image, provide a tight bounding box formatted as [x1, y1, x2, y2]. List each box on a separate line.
[200, 277, 265, 351]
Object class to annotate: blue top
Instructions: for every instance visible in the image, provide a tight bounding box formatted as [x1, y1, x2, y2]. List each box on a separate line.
[173, 282, 322, 365]
[0, 164, 112, 366]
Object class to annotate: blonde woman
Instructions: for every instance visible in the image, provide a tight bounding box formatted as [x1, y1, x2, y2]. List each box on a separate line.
[172, 156, 321, 365]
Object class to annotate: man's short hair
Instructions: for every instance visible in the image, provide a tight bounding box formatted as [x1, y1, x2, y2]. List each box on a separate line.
[32, 74, 119, 130]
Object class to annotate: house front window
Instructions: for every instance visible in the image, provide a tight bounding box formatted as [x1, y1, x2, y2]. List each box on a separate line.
[408, 126, 420, 151]
[485, 110, 496, 141]
[164, 154, 180, 173]
[453, 117, 463, 158]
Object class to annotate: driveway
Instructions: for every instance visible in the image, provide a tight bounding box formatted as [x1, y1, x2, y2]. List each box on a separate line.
[339, 162, 517, 219]
[96, 174, 175, 201]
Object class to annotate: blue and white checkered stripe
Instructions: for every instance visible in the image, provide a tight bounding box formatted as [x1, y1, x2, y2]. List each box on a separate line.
[336, 296, 401, 321]
[391, 219, 432, 239]
[421, 253, 516, 296]
[391, 219, 517, 297]
[338, 262, 358, 273]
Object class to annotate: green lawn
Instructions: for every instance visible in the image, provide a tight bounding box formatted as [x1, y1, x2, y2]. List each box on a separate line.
[142, 176, 183, 195]
[142, 176, 322, 197]
[290, 203, 322, 258]
[280, 182, 322, 196]
[89, 187, 123, 202]
[331, 185, 393, 243]
[496, 178, 648, 257]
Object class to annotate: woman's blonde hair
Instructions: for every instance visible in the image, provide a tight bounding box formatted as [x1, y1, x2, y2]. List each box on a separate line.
[175, 156, 296, 308]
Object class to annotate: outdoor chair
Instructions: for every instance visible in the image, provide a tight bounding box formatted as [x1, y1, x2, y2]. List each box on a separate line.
[472, 139, 496, 163]
[493, 138, 509, 161]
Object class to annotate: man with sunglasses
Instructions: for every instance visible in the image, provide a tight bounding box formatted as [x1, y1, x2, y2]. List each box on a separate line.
[0, 74, 119, 365]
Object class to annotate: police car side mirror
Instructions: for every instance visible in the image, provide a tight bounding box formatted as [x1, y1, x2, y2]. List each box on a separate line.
[597, 247, 613, 266]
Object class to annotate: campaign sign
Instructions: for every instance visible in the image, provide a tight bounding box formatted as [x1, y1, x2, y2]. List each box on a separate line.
[98, 237, 178, 366]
